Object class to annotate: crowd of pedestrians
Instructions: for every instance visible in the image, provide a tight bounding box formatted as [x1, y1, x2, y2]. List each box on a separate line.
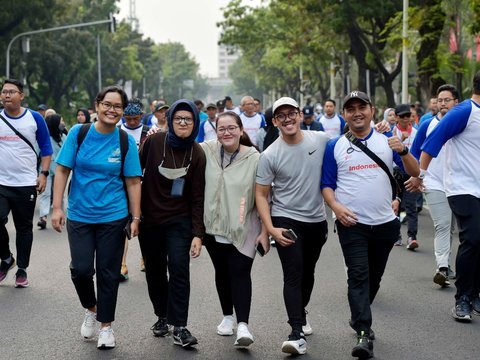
[1, 74, 480, 359]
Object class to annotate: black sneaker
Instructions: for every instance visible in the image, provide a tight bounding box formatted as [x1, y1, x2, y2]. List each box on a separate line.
[0, 255, 16, 283]
[451, 295, 472, 322]
[349, 320, 375, 340]
[351, 331, 374, 359]
[15, 269, 29, 288]
[151, 318, 169, 337]
[472, 296, 480, 316]
[433, 267, 450, 287]
[173, 327, 198, 347]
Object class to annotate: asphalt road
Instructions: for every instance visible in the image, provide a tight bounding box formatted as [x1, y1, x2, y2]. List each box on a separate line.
[1, 207, 479, 360]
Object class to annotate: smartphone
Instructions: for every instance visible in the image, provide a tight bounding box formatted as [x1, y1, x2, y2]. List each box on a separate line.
[282, 229, 298, 242]
[255, 243, 265, 257]
[124, 219, 132, 240]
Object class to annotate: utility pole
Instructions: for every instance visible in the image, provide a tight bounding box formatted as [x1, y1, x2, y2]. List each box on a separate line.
[401, 0, 409, 103]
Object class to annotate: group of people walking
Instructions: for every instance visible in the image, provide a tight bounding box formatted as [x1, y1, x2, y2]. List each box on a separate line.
[1, 73, 480, 359]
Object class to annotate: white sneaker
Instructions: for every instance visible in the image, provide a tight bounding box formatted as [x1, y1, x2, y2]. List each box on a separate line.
[217, 315, 234, 336]
[302, 320, 313, 336]
[282, 330, 307, 355]
[234, 323, 254, 347]
[97, 326, 115, 349]
[81, 309, 97, 339]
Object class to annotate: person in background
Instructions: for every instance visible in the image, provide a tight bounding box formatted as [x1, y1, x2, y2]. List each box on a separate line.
[419, 97, 438, 125]
[239, 95, 265, 147]
[37, 114, 67, 230]
[152, 103, 169, 132]
[256, 107, 278, 152]
[197, 103, 218, 143]
[318, 99, 346, 138]
[139, 99, 205, 349]
[225, 96, 241, 115]
[217, 99, 226, 114]
[77, 108, 91, 124]
[37, 104, 48, 118]
[253, 98, 264, 117]
[202, 111, 269, 347]
[300, 105, 324, 131]
[383, 108, 396, 130]
[194, 100, 209, 122]
[0, 79, 52, 288]
[51, 85, 142, 350]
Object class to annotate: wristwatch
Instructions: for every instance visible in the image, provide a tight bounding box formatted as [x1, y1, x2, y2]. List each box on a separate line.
[418, 169, 427, 180]
[398, 146, 409, 156]
[40, 170, 49, 177]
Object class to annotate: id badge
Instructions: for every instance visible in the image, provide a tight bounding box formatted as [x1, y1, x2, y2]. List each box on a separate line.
[171, 177, 185, 197]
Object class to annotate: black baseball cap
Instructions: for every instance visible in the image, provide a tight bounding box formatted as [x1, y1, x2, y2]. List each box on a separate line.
[216, 99, 225, 107]
[206, 103, 217, 109]
[395, 104, 411, 116]
[302, 105, 315, 117]
[342, 91, 372, 109]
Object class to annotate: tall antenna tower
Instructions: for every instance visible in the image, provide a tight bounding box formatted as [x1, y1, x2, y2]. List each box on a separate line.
[128, 0, 139, 32]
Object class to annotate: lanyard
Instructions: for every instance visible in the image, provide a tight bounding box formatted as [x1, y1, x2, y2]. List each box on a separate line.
[220, 145, 240, 169]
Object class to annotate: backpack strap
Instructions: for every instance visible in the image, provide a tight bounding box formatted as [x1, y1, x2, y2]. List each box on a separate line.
[140, 125, 150, 144]
[76, 123, 92, 150]
[119, 128, 129, 181]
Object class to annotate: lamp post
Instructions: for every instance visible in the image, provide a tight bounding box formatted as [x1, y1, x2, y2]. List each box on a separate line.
[401, 0, 409, 103]
[6, 15, 115, 79]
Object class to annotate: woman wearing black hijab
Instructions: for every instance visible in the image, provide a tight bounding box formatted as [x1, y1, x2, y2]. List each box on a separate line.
[138, 99, 206, 348]
[76, 108, 91, 124]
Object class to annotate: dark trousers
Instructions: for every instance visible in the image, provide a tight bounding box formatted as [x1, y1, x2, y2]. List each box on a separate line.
[403, 190, 418, 239]
[67, 217, 127, 323]
[139, 216, 192, 327]
[272, 217, 328, 331]
[0, 185, 37, 269]
[337, 218, 399, 334]
[448, 195, 480, 301]
[204, 234, 254, 324]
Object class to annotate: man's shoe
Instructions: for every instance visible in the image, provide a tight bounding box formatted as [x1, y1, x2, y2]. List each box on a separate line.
[14, 269, 29, 288]
[433, 267, 450, 287]
[217, 315, 234, 336]
[0, 255, 16, 283]
[234, 323, 254, 347]
[348, 320, 375, 341]
[281, 330, 307, 355]
[173, 327, 198, 347]
[97, 326, 115, 349]
[351, 331, 374, 359]
[151, 317, 169, 337]
[120, 264, 128, 282]
[472, 296, 480, 316]
[406, 237, 418, 250]
[451, 296, 472, 322]
[81, 309, 97, 339]
[37, 218, 47, 230]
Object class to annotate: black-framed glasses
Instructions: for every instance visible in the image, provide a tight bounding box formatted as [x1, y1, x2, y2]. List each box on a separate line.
[1, 89, 21, 96]
[217, 125, 240, 135]
[173, 116, 194, 125]
[99, 101, 123, 113]
[275, 111, 299, 122]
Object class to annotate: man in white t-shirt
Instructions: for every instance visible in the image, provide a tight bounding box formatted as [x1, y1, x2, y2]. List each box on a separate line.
[239, 96, 265, 147]
[317, 99, 346, 138]
[197, 103, 218, 143]
[321, 91, 419, 359]
[224, 96, 240, 115]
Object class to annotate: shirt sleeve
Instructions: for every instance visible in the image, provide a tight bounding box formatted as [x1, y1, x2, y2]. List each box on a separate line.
[124, 134, 142, 177]
[339, 115, 346, 135]
[410, 118, 431, 160]
[255, 151, 275, 185]
[56, 124, 81, 169]
[33, 111, 53, 156]
[320, 138, 339, 190]
[197, 121, 205, 143]
[421, 100, 471, 157]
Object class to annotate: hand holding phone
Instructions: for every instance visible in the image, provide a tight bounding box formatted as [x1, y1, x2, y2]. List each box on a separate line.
[282, 229, 298, 242]
[255, 243, 265, 257]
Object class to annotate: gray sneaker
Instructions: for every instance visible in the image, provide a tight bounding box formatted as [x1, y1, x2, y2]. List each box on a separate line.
[433, 267, 450, 287]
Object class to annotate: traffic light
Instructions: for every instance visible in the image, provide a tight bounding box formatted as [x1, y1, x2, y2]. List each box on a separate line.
[109, 13, 116, 33]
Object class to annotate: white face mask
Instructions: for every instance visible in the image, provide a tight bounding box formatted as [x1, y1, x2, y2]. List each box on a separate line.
[157, 161, 189, 180]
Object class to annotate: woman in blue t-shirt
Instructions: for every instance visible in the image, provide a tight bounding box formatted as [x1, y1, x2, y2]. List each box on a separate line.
[51, 86, 142, 350]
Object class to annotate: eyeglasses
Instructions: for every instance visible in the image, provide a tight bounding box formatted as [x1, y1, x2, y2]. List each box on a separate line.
[1, 89, 21, 96]
[217, 125, 240, 135]
[242, 102, 255, 106]
[275, 111, 299, 122]
[437, 98, 454, 104]
[99, 101, 123, 113]
[173, 116, 194, 125]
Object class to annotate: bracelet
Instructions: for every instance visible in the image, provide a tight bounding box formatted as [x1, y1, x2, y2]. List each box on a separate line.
[398, 146, 409, 156]
[395, 196, 402, 203]
[132, 216, 142, 222]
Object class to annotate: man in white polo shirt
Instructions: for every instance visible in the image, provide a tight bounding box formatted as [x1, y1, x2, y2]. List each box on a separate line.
[321, 91, 419, 359]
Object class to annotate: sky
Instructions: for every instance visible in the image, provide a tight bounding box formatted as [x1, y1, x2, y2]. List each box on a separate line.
[117, 0, 262, 78]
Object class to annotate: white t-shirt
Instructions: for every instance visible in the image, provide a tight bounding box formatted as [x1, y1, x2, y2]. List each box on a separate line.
[120, 123, 143, 149]
[240, 112, 265, 146]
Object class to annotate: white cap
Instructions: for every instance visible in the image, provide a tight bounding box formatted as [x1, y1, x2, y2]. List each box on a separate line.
[272, 97, 299, 115]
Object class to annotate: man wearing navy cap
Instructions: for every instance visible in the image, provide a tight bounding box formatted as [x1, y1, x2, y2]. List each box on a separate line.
[300, 105, 324, 131]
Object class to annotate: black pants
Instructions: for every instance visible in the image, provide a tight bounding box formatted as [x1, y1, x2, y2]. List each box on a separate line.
[337, 218, 399, 334]
[204, 234, 254, 324]
[272, 217, 328, 331]
[0, 185, 37, 269]
[139, 216, 192, 327]
[67, 217, 127, 323]
[448, 195, 480, 300]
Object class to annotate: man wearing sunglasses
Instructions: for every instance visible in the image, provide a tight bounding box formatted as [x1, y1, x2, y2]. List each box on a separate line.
[256, 97, 330, 355]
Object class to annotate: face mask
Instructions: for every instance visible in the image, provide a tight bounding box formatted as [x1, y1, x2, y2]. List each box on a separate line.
[157, 161, 189, 180]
